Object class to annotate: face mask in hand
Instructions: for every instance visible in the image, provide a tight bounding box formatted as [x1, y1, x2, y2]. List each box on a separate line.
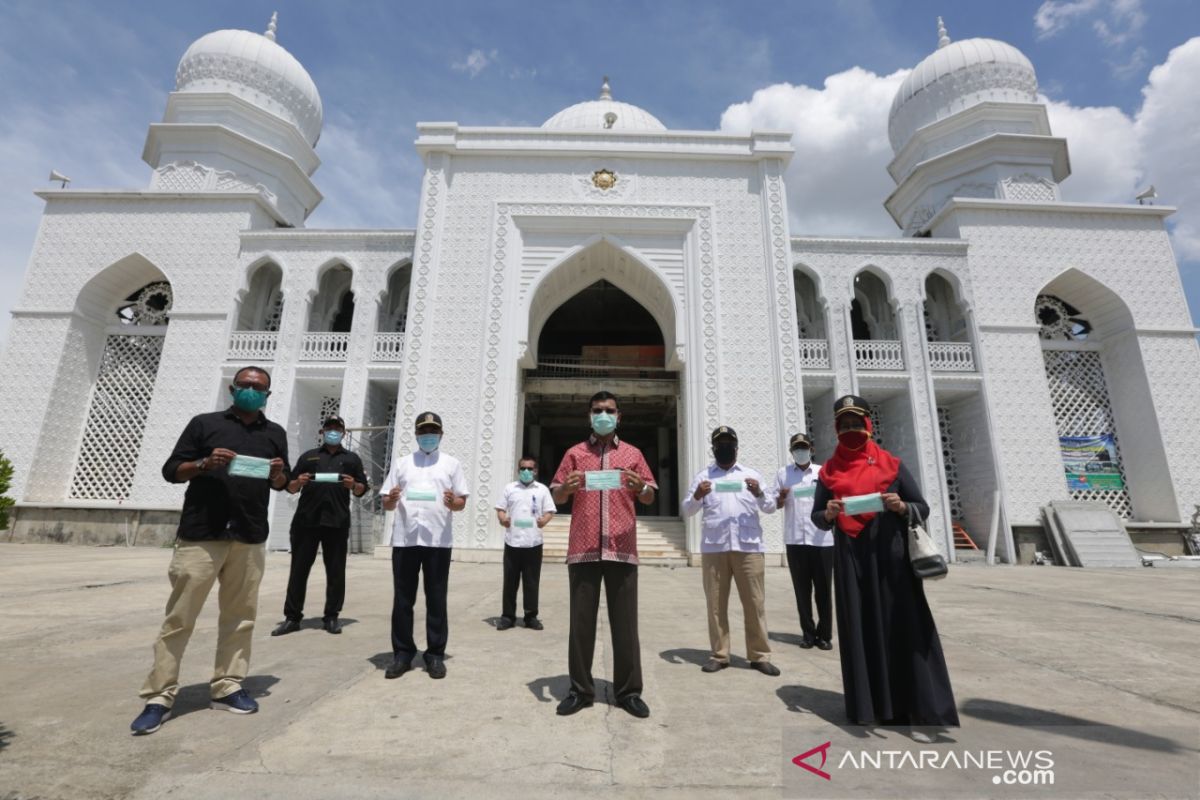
[713, 443, 737, 466]
[417, 433, 441, 453]
[791, 448, 811, 465]
[590, 411, 617, 436]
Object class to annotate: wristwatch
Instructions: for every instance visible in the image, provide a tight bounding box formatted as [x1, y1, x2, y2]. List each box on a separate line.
[195, 457, 209, 472]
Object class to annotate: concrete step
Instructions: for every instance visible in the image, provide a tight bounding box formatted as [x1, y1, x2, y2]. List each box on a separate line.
[539, 515, 687, 564]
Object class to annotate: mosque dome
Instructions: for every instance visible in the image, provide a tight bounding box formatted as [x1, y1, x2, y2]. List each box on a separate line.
[543, 77, 667, 132]
[174, 13, 323, 146]
[888, 18, 1038, 153]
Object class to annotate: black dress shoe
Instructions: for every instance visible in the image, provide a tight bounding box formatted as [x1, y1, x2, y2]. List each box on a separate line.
[384, 659, 412, 679]
[524, 617, 544, 631]
[270, 619, 301, 637]
[816, 639, 833, 651]
[750, 661, 781, 676]
[424, 654, 447, 679]
[496, 617, 515, 631]
[556, 693, 594, 716]
[798, 635, 816, 649]
[323, 617, 342, 634]
[701, 658, 729, 673]
[618, 694, 651, 719]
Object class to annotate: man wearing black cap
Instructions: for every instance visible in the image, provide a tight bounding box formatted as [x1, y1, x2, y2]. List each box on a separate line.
[271, 416, 369, 637]
[379, 412, 469, 680]
[773, 432, 832, 650]
[681, 426, 779, 675]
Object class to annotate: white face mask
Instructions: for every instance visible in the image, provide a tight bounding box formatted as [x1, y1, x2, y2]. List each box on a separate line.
[791, 448, 811, 465]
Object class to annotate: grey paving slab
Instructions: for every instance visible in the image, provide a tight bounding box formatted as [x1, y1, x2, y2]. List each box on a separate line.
[0, 543, 1196, 799]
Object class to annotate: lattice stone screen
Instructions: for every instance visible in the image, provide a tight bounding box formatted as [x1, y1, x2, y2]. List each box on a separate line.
[1042, 349, 1133, 517]
[937, 407, 964, 520]
[69, 333, 166, 500]
[869, 407, 886, 448]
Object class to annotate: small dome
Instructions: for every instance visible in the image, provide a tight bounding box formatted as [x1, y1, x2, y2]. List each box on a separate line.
[543, 77, 666, 132]
[888, 18, 1037, 153]
[175, 13, 323, 146]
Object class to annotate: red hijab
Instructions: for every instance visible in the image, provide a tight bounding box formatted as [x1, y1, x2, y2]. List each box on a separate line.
[820, 414, 900, 537]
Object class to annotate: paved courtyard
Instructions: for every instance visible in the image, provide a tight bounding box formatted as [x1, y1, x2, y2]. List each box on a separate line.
[0, 542, 1197, 799]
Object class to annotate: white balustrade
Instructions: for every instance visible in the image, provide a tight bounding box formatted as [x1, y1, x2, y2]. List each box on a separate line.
[853, 339, 905, 370]
[797, 338, 830, 369]
[227, 331, 278, 361]
[299, 332, 351, 361]
[927, 341, 976, 372]
[372, 332, 406, 362]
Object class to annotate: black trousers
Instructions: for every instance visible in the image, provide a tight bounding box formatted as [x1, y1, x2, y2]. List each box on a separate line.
[391, 546, 452, 660]
[568, 560, 642, 701]
[786, 543, 834, 641]
[283, 525, 348, 622]
[502, 544, 543, 621]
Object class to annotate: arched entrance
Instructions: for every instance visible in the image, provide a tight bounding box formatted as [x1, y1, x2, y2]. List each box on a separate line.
[521, 241, 681, 517]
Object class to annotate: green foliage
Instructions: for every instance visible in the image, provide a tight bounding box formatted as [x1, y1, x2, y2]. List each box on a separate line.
[0, 450, 13, 531]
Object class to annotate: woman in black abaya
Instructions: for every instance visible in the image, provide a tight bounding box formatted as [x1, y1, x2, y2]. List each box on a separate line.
[811, 394, 959, 728]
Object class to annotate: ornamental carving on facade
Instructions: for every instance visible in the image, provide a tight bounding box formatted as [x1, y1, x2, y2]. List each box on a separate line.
[591, 169, 617, 190]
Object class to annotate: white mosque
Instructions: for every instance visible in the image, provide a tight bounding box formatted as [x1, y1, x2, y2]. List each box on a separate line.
[2, 14, 1198, 564]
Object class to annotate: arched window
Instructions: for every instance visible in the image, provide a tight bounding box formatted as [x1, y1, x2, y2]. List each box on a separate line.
[378, 264, 411, 333]
[309, 265, 355, 332]
[70, 280, 172, 500]
[1036, 294, 1131, 516]
[237, 263, 284, 332]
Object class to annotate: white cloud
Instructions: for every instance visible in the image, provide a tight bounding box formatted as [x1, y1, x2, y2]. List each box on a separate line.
[451, 48, 498, 78]
[1035, 0, 1103, 39]
[720, 67, 910, 238]
[1135, 37, 1200, 259]
[717, 37, 1200, 270]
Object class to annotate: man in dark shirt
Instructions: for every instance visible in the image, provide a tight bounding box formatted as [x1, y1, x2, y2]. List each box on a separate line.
[271, 416, 368, 637]
[130, 366, 289, 736]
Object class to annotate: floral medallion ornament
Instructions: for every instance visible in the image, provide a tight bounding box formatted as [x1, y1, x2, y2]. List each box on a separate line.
[591, 168, 617, 190]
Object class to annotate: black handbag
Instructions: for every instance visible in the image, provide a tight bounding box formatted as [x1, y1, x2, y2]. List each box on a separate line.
[907, 503, 948, 580]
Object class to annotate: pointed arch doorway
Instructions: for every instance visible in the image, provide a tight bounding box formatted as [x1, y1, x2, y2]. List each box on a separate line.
[521, 243, 681, 517]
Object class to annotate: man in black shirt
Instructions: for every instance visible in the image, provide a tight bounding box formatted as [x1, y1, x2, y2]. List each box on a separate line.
[271, 416, 368, 637]
[130, 366, 289, 736]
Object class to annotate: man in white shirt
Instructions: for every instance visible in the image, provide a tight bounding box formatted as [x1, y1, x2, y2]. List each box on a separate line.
[380, 412, 470, 680]
[773, 432, 832, 651]
[681, 426, 779, 676]
[494, 455, 556, 631]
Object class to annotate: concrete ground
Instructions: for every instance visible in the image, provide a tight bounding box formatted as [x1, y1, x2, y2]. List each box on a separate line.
[0, 543, 1197, 800]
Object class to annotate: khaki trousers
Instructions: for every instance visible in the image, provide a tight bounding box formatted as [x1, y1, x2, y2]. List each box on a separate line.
[702, 551, 771, 664]
[139, 539, 266, 707]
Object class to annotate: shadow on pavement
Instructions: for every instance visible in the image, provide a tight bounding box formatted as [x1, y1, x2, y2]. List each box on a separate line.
[960, 698, 1191, 753]
[659, 647, 751, 669]
[171, 674, 281, 719]
[527, 675, 616, 705]
[0, 721, 13, 754]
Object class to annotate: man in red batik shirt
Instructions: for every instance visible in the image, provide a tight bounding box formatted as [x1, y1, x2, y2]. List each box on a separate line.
[551, 390, 657, 719]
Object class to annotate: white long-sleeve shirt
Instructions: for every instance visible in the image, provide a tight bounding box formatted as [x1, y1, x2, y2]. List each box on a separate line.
[773, 461, 830, 547]
[681, 462, 776, 553]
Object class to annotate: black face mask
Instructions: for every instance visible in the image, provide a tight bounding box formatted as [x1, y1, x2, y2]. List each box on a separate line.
[714, 443, 737, 466]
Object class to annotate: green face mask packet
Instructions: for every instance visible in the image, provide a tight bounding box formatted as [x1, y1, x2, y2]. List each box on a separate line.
[585, 470, 623, 490]
[228, 455, 271, 479]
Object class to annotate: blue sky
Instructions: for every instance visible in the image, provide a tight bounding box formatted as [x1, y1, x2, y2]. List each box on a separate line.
[2, 0, 1199, 346]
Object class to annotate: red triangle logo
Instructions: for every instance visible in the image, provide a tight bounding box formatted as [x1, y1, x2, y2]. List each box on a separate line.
[792, 741, 832, 781]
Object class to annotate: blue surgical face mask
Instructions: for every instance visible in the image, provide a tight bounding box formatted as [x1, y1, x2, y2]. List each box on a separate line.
[518, 468, 535, 485]
[323, 430, 344, 446]
[590, 411, 617, 436]
[417, 433, 441, 453]
[231, 385, 268, 412]
[792, 448, 811, 465]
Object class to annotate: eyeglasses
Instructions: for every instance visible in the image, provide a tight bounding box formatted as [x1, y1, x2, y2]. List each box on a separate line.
[233, 381, 270, 392]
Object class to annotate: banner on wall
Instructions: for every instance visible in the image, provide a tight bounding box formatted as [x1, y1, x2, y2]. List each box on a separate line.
[1059, 434, 1125, 491]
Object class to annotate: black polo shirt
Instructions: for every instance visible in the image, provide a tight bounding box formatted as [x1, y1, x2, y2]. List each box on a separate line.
[290, 446, 369, 530]
[162, 408, 290, 544]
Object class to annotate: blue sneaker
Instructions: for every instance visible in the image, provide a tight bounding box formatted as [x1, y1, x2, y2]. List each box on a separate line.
[210, 689, 259, 714]
[130, 703, 171, 735]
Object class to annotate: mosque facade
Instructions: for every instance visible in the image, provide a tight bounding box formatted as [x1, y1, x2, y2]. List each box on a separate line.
[3, 15, 1198, 562]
